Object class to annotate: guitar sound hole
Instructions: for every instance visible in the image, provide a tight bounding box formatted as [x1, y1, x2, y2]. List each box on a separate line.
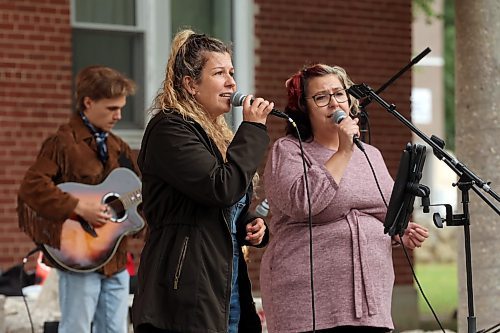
[103, 193, 127, 223]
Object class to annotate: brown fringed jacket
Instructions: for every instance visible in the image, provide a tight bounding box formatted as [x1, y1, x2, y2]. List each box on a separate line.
[18, 114, 140, 276]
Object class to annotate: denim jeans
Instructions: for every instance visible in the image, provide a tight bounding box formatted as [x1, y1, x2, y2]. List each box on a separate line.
[227, 195, 247, 333]
[57, 269, 130, 333]
[227, 232, 241, 333]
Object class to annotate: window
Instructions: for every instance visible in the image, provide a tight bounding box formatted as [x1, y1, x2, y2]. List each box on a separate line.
[71, 0, 254, 147]
[170, 0, 232, 42]
[170, 0, 237, 126]
[71, 0, 145, 130]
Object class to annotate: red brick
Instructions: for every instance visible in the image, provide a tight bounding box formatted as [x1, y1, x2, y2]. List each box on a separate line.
[1, 0, 414, 287]
[251, 0, 413, 288]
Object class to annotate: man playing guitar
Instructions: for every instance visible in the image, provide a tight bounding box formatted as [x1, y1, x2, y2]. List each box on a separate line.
[18, 65, 142, 333]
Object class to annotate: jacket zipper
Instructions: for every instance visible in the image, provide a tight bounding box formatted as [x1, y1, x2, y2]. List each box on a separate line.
[173, 236, 189, 290]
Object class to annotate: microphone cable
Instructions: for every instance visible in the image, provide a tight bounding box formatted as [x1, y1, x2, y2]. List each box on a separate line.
[275, 116, 317, 332]
[293, 124, 317, 333]
[20, 246, 41, 333]
[362, 148, 446, 333]
[280, 128, 445, 333]
[357, 107, 372, 145]
[479, 322, 500, 333]
[230, 94, 319, 330]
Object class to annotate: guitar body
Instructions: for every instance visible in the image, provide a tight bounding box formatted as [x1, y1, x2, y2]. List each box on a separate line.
[41, 168, 144, 273]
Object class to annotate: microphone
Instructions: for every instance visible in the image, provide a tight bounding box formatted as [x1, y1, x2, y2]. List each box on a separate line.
[230, 91, 290, 120]
[332, 110, 365, 151]
[255, 199, 270, 217]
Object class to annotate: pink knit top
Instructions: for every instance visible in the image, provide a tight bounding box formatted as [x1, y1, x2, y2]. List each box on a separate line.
[260, 136, 396, 332]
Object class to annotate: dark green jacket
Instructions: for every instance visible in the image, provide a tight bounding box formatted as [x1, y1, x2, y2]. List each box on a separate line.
[132, 110, 269, 333]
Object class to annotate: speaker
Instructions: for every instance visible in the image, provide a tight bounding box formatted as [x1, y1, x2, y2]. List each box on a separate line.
[43, 321, 59, 333]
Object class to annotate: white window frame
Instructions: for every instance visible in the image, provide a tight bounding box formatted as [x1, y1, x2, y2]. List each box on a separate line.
[71, 0, 254, 148]
[71, 0, 170, 148]
[232, 0, 255, 130]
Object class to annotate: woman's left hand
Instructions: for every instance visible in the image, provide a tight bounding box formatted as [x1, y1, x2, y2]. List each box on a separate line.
[245, 218, 266, 246]
[399, 222, 429, 249]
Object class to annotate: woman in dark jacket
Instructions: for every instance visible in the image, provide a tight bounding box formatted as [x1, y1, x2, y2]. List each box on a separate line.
[132, 29, 274, 333]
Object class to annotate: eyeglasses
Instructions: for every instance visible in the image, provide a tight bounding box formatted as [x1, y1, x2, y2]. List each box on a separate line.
[307, 89, 349, 107]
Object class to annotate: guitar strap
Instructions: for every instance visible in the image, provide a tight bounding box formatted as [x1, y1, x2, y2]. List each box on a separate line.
[118, 152, 134, 171]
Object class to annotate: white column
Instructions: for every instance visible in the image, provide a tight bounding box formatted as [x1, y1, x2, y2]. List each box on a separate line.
[232, 0, 255, 129]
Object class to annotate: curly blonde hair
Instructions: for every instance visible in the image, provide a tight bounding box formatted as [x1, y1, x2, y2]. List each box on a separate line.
[151, 29, 234, 157]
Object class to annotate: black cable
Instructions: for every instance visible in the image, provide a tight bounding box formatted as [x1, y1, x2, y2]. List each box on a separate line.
[365, 116, 372, 145]
[398, 237, 446, 333]
[20, 246, 41, 333]
[358, 109, 372, 145]
[289, 119, 316, 332]
[478, 321, 500, 333]
[362, 149, 445, 332]
[286, 116, 445, 332]
[363, 149, 388, 208]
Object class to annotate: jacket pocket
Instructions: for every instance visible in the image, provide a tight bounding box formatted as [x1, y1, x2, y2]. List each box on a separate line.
[173, 236, 189, 290]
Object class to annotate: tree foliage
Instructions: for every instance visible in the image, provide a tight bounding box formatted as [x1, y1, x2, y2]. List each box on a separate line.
[413, 0, 442, 22]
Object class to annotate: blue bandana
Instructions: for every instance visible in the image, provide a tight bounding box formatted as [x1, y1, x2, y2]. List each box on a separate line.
[80, 112, 109, 164]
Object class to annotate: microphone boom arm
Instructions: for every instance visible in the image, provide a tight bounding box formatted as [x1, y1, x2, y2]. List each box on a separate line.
[348, 83, 499, 333]
[348, 83, 499, 209]
[357, 47, 432, 145]
[359, 47, 432, 109]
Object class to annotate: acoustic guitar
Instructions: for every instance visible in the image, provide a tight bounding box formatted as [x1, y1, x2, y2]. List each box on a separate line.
[41, 167, 144, 273]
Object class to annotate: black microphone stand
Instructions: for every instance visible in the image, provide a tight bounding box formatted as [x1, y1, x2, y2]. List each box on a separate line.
[348, 83, 500, 333]
[357, 47, 432, 144]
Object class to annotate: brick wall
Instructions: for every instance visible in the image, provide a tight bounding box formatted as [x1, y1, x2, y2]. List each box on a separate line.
[0, 0, 414, 289]
[0, 0, 72, 269]
[0, 0, 147, 272]
[248, 0, 415, 292]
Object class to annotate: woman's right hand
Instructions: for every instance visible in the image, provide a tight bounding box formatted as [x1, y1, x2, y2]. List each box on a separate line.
[336, 115, 360, 152]
[74, 199, 111, 228]
[242, 94, 275, 125]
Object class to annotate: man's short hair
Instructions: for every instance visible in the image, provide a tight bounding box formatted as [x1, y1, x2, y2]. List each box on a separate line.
[75, 65, 136, 112]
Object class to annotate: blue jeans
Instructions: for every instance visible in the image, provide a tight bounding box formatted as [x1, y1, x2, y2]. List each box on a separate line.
[227, 195, 247, 333]
[57, 269, 129, 333]
[227, 232, 240, 333]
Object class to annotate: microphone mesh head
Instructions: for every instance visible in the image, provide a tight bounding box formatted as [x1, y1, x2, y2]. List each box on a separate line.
[230, 91, 245, 106]
[332, 109, 347, 124]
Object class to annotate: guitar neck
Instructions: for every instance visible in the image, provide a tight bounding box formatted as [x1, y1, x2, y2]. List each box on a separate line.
[120, 189, 142, 209]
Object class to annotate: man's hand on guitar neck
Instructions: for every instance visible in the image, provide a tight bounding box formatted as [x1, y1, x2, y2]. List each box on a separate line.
[74, 199, 111, 228]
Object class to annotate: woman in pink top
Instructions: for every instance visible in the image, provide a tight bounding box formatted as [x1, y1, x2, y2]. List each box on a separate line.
[260, 64, 429, 333]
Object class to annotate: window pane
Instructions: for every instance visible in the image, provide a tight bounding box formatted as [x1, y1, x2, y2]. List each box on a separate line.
[72, 30, 142, 129]
[171, 0, 231, 43]
[75, 0, 136, 26]
[171, 0, 233, 126]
